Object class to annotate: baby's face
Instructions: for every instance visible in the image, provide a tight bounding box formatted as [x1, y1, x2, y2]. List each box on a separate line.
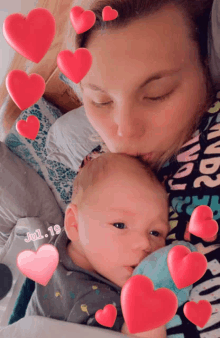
[74, 165, 170, 288]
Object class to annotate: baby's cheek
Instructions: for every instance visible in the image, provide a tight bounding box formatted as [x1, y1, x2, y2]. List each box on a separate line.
[153, 238, 166, 252]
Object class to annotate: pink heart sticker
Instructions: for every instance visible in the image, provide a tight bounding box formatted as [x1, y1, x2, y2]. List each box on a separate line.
[16, 115, 40, 140]
[17, 244, 59, 286]
[57, 48, 92, 84]
[95, 304, 117, 328]
[167, 245, 207, 289]
[183, 300, 212, 328]
[3, 8, 56, 63]
[102, 6, 118, 21]
[189, 205, 218, 240]
[6, 70, 45, 110]
[121, 275, 178, 334]
[70, 6, 96, 34]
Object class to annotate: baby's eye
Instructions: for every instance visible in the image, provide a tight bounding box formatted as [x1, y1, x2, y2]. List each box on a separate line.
[150, 231, 160, 237]
[112, 222, 126, 229]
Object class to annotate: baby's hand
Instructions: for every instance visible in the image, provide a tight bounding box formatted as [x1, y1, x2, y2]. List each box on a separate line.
[132, 241, 197, 308]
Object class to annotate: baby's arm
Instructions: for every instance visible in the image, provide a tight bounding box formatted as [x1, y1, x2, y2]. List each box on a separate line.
[121, 322, 166, 338]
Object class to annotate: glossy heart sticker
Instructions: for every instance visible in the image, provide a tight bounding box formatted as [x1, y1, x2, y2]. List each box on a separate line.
[16, 115, 40, 140]
[70, 6, 96, 34]
[57, 48, 92, 84]
[189, 205, 218, 240]
[3, 8, 56, 63]
[121, 275, 178, 334]
[102, 6, 118, 21]
[183, 300, 212, 328]
[17, 244, 59, 286]
[202, 234, 218, 242]
[167, 245, 207, 289]
[95, 304, 117, 327]
[6, 70, 45, 110]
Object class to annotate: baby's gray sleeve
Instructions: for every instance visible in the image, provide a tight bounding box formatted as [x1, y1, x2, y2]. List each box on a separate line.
[67, 287, 124, 332]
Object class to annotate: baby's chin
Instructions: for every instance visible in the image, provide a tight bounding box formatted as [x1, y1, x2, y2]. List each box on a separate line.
[97, 268, 132, 288]
[115, 267, 135, 288]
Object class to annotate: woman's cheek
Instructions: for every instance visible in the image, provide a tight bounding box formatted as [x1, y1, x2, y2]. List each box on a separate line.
[87, 105, 112, 133]
[83, 102, 100, 126]
[85, 102, 104, 121]
[84, 101, 96, 117]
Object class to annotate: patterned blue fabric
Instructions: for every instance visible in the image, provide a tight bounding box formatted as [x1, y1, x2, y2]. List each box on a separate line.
[4, 98, 77, 212]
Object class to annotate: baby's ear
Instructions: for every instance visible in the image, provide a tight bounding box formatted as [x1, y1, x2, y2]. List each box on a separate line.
[64, 203, 79, 241]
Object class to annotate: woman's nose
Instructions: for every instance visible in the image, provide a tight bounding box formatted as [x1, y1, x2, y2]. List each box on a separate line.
[114, 103, 145, 138]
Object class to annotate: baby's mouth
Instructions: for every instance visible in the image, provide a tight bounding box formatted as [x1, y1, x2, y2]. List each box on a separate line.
[125, 265, 137, 273]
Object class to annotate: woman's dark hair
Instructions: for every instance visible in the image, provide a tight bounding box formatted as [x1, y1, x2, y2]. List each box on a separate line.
[76, 0, 214, 70]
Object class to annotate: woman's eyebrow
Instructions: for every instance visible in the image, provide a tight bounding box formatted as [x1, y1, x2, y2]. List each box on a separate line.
[81, 67, 181, 93]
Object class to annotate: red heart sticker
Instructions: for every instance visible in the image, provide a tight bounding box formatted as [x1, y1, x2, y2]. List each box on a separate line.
[121, 275, 178, 334]
[189, 205, 218, 240]
[6, 70, 45, 110]
[57, 48, 92, 84]
[70, 6, 96, 34]
[95, 304, 117, 328]
[16, 115, 40, 140]
[183, 300, 212, 328]
[3, 8, 56, 63]
[167, 245, 207, 289]
[203, 234, 218, 242]
[102, 6, 118, 21]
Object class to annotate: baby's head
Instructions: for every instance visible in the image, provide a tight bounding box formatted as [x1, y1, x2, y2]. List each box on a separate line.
[65, 153, 170, 287]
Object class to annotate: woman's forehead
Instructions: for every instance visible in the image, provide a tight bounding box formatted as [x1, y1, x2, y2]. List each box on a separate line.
[82, 5, 195, 89]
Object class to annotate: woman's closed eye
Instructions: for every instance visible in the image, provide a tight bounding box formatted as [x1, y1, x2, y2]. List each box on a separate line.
[91, 90, 174, 108]
[112, 222, 160, 237]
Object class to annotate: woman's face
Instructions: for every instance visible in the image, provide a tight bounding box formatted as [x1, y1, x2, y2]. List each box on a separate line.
[80, 4, 210, 167]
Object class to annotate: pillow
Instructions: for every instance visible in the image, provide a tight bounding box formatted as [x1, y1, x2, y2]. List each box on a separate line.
[0, 140, 65, 326]
[45, 105, 101, 173]
[4, 97, 77, 212]
[45, 106, 106, 208]
[0, 141, 64, 246]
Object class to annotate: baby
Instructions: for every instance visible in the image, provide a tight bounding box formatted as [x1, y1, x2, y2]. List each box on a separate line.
[25, 152, 171, 337]
[66, 152, 170, 288]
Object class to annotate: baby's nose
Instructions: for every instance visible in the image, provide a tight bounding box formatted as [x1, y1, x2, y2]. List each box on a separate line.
[130, 232, 152, 253]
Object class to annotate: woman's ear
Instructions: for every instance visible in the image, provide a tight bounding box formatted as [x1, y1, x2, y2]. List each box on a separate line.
[64, 203, 79, 241]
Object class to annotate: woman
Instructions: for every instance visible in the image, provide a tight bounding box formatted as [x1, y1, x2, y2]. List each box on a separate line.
[59, 0, 219, 337]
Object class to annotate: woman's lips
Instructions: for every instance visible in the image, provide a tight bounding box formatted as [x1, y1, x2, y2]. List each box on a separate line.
[121, 151, 154, 161]
[141, 152, 153, 161]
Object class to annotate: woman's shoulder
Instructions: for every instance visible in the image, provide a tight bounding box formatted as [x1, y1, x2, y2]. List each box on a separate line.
[160, 93, 220, 171]
[158, 91, 220, 193]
